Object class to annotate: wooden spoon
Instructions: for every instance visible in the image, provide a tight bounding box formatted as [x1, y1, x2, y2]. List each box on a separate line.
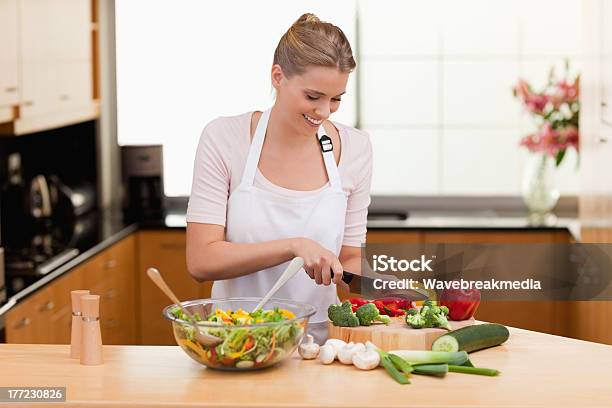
[146, 267, 222, 347]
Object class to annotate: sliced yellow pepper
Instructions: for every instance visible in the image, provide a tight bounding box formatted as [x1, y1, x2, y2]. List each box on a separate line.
[280, 309, 295, 319]
[178, 338, 207, 360]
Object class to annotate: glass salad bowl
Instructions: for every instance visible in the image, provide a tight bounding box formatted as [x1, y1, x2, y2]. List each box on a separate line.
[162, 297, 316, 371]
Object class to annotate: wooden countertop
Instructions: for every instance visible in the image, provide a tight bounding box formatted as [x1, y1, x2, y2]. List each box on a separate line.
[1, 326, 611, 408]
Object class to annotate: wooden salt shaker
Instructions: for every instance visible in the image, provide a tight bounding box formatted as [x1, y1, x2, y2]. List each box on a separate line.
[70, 290, 90, 359]
[80, 294, 103, 365]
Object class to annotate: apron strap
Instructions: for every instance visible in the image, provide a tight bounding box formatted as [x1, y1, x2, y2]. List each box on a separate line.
[242, 107, 342, 191]
[317, 125, 343, 191]
[241, 108, 271, 186]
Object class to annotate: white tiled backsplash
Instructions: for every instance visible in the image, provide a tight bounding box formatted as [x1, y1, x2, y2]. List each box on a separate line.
[359, 0, 584, 196]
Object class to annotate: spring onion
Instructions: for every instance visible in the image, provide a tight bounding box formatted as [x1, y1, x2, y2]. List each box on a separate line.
[387, 353, 414, 374]
[388, 350, 469, 366]
[448, 365, 500, 376]
[380, 354, 411, 384]
[412, 363, 449, 377]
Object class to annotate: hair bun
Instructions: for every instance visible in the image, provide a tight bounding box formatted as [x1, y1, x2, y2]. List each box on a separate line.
[294, 13, 321, 26]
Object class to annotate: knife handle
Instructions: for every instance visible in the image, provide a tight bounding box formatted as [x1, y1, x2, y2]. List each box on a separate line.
[330, 271, 354, 284]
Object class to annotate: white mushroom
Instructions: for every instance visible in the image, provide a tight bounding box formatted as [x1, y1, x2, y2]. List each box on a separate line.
[365, 341, 378, 352]
[318, 344, 336, 364]
[337, 342, 366, 365]
[323, 339, 347, 357]
[352, 349, 381, 370]
[298, 335, 320, 360]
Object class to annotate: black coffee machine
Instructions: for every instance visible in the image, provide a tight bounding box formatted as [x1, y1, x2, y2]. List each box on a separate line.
[121, 145, 164, 222]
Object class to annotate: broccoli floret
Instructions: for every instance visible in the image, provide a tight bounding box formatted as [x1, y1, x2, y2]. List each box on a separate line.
[328, 301, 359, 327]
[355, 303, 391, 326]
[439, 305, 449, 316]
[378, 314, 391, 324]
[432, 313, 452, 330]
[423, 300, 435, 308]
[406, 313, 425, 329]
[407, 307, 419, 316]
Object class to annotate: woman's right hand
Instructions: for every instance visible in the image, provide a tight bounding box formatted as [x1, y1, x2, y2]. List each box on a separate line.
[291, 237, 344, 287]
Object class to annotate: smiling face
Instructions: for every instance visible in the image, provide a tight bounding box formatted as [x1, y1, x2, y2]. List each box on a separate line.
[271, 64, 349, 136]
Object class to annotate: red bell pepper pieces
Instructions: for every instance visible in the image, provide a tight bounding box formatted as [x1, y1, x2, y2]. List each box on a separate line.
[348, 297, 415, 317]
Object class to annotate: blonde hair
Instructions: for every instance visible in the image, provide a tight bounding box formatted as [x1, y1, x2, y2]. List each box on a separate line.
[273, 13, 356, 77]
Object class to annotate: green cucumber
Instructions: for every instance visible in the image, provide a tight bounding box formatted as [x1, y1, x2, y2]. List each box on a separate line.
[431, 323, 509, 353]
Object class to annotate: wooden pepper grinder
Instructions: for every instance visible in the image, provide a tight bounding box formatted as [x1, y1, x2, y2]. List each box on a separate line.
[80, 294, 103, 365]
[70, 290, 90, 359]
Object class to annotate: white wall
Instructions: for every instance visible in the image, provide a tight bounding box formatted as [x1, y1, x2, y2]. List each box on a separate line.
[115, 0, 584, 198]
[360, 0, 583, 196]
[115, 0, 356, 197]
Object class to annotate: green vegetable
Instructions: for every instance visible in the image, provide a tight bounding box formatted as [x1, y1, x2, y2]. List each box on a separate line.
[355, 303, 392, 326]
[448, 365, 500, 376]
[431, 323, 510, 353]
[406, 308, 419, 316]
[412, 363, 448, 377]
[169, 306, 301, 369]
[327, 301, 360, 327]
[376, 351, 411, 385]
[388, 350, 469, 366]
[405, 300, 452, 330]
[462, 358, 475, 367]
[387, 353, 414, 374]
[406, 313, 425, 328]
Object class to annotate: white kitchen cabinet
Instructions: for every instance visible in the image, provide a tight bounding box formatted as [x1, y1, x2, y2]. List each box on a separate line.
[0, 0, 98, 135]
[0, 0, 19, 122]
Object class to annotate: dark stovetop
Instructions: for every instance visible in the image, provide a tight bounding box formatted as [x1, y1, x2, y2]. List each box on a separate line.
[1, 209, 137, 304]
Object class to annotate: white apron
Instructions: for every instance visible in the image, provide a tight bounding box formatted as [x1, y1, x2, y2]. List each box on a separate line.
[211, 108, 348, 344]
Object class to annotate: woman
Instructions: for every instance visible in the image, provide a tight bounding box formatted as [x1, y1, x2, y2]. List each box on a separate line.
[186, 13, 372, 344]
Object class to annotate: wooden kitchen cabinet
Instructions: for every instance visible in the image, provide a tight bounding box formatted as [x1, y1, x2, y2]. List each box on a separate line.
[0, 0, 19, 123]
[136, 230, 212, 345]
[5, 235, 137, 345]
[365, 229, 573, 337]
[82, 234, 138, 345]
[0, 0, 99, 135]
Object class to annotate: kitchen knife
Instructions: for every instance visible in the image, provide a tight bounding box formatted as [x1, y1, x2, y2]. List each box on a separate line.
[332, 270, 429, 301]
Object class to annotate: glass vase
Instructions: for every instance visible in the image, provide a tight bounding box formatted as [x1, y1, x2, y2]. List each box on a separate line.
[521, 153, 560, 216]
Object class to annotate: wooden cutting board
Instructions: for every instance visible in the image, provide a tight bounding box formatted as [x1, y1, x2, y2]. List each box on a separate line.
[327, 317, 476, 351]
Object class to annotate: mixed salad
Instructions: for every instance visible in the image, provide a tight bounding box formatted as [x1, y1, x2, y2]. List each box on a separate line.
[170, 306, 305, 370]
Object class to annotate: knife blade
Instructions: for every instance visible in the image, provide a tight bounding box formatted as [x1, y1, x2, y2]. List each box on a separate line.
[333, 270, 429, 301]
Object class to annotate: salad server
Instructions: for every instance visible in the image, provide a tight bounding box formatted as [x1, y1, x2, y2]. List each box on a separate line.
[252, 257, 305, 312]
[147, 267, 223, 347]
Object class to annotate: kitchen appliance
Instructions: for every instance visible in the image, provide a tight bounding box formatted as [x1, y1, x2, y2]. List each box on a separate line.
[121, 145, 164, 221]
[0, 248, 6, 304]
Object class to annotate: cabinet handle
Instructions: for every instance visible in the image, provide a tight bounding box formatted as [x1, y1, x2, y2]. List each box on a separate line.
[59, 94, 70, 101]
[22, 101, 33, 107]
[104, 259, 117, 269]
[4, 86, 17, 93]
[38, 301, 55, 312]
[13, 317, 31, 330]
[104, 288, 118, 299]
[103, 319, 119, 329]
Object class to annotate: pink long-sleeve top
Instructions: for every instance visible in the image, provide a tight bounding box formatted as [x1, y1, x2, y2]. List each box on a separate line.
[186, 111, 372, 247]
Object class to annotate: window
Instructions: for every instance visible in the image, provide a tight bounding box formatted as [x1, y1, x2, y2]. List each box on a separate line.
[115, 0, 357, 197]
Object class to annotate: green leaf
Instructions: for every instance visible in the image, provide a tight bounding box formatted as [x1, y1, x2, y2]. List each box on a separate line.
[555, 149, 566, 167]
[381, 355, 411, 384]
[412, 363, 448, 377]
[448, 365, 500, 376]
[388, 353, 414, 374]
[462, 358, 475, 367]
